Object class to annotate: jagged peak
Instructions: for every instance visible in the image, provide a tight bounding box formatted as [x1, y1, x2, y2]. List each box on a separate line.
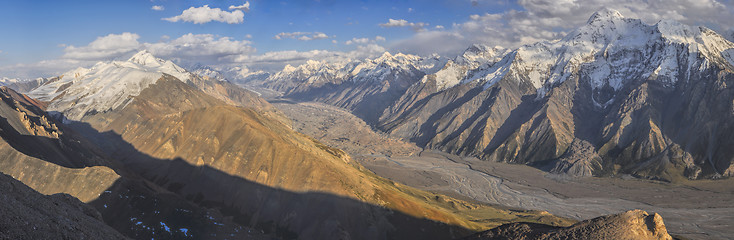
[655, 19, 700, 44]
[464, 44, 490, 54]
[128, 50, 164, 67]
[587, 8, 625, 24]
[378, 51, 393, 59]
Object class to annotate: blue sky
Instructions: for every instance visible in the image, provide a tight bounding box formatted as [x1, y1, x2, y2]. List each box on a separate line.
[1, 0, 733, 78]
[0, 0, 514, 64]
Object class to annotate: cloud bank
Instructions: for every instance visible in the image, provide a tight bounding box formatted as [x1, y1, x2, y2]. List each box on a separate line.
[391, 0, 734, 56]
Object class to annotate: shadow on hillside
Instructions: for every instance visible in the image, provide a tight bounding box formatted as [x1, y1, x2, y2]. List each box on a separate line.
[51, 119, 476, 240]
[0, 116, 96, 168]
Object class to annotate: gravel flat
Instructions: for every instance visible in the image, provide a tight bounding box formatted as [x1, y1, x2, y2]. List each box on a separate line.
[271, 99, 734, 240]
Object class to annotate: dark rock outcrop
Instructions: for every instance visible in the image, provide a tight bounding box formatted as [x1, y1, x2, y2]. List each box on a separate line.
[0, 172, 127, 239]
[464, 210, 672, 240]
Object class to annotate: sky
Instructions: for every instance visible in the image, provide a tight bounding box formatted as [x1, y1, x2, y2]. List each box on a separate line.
[1, 0, 733, 78]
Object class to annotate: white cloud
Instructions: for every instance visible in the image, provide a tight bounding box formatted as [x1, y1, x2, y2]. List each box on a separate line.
[274, 32, 331, 41]
[57, 32, 255, 66]
[229, 2, 250, 12]
[379, 18, 429, 31]
[151, 5, 164, 11]
[345, 36, 387, 45]
[245, 34, 253, 39]
[1, 30, 382, 78]
[145, 33, 255, 63]
[231, 43, 385, 71]
[62, 32, 141, 60]
[408, 8, 414, 13]
[345, 38, 369, 45]
[163, 5, 244, 24]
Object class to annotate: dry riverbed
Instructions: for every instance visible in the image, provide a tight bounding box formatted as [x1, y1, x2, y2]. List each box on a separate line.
[269, 98, 734, 240]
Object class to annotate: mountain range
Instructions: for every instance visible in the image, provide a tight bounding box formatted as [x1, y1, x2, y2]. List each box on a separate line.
[0, 50, 577, 239]
[261, 9, 734, 182]
[0, 8, 717, 240]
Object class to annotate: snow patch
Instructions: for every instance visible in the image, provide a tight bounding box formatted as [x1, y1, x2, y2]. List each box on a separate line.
[160, 222, 171, 232]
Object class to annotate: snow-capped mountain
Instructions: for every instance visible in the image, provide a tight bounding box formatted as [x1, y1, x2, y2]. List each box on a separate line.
[27, 50, 192, 121]
[262, 9, 734, 180]
[265, 52, 438, 122]
[264, 52, 445, 94]
[421, 44, 509, 91]
[190, 65, 270, 86]
[378, 8, 734, 180]
[264, 60, 349, 93]
[265, 52, 445, 92]
[467, 8, 734, 100]
[27, 50, 271, 122]
[0, 77, 21, 85]
[348, 52, 425, 82]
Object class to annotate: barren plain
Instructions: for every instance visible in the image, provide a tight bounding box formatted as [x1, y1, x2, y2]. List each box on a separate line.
[269, 98, 734, 240]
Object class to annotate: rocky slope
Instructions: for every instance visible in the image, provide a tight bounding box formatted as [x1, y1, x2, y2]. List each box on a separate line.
[464, 209, 672, 240]
[0, 86, 270, 239]
[82, 75, 569, 239]
[363, 9, 734, 181]
[0, 171, 127, 239]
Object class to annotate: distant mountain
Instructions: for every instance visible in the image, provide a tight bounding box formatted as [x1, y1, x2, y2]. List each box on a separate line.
[14, 51, 568, 239]
[264, 9, 734, 181]
[190, 64, 270, 86]
[0, 77, 49, 93]
[266, 52, 447, 122]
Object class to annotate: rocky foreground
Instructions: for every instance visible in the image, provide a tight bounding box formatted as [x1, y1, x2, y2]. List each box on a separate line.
[465, 210, 672, 240]
[0, 172, 127, 239]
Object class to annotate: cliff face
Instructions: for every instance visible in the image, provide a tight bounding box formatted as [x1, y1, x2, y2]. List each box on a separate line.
[465, 210, 672, 240]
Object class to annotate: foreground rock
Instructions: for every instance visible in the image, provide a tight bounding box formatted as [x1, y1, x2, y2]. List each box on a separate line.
[464, 210, 672, 240]
[0, 172, 127, 239]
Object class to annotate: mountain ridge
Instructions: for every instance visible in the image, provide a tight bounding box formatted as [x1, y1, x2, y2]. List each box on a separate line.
[262, 9, 734, 181]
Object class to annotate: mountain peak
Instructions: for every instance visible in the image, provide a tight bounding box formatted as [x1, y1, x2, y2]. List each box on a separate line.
[128, 50, 162, 66]
[376, 51, 394, 61]
[464, 44, 489, 54]
[587, 8, 624, 24]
